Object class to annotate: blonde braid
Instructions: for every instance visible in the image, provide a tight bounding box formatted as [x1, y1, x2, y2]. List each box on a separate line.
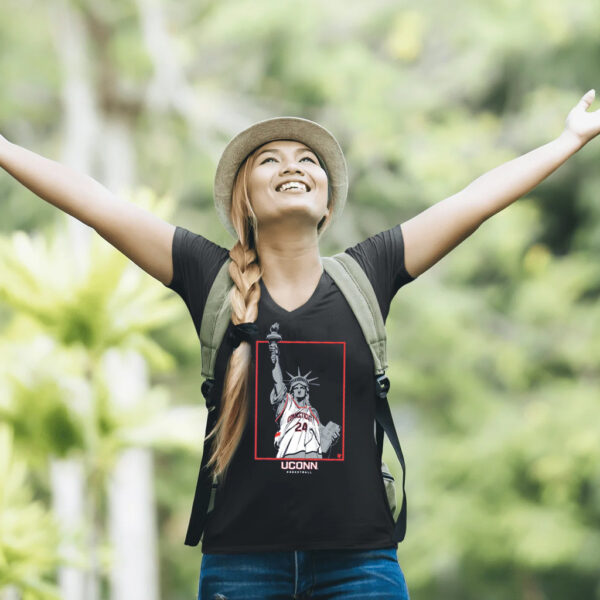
[204, 155, 262, 481]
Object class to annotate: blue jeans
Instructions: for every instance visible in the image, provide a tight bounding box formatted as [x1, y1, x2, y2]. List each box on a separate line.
[198, 547, 410, 599]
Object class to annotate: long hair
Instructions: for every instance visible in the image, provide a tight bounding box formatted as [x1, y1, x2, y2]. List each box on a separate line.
[204, 143, 333, 482]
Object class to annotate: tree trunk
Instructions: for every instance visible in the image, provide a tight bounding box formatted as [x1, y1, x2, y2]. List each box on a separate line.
[0, 585, 20, 600]
[49, 458, 91, 600]
[47, 1, 100, 598]
[104, 349, 160, 600]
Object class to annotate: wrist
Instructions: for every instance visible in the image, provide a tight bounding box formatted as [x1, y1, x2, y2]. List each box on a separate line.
[557, 129, 585, 155]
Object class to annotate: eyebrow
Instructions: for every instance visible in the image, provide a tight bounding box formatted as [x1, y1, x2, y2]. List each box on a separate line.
[254, 146, 316, 160]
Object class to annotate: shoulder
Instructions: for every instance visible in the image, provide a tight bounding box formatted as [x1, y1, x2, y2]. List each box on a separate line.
[166, 225, 230, 293]
[162, 226, 231, 333]
[275, 395, 290, 421]
[172, 226, 230, 266]
[340, 224, 416, 320]
[343, 224, 409, 278]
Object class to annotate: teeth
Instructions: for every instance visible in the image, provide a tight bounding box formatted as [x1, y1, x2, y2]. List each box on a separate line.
[278, 182, 307, 192]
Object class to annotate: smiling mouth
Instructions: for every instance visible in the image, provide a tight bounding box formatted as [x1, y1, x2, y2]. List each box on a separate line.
[275, 182, 311, 192]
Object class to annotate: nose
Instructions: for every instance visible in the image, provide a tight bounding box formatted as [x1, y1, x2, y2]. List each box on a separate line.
[280, 158, 305, 175]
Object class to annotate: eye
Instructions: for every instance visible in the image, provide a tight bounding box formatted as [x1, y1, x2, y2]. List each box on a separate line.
[260, 155, 317, 165]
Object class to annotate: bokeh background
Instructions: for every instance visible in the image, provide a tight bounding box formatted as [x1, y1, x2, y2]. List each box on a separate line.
[1, 1, 600, 599]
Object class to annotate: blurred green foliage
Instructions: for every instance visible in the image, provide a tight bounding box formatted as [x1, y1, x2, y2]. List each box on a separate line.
[0, 425, 61, 600]
[1, 0, 599, 599]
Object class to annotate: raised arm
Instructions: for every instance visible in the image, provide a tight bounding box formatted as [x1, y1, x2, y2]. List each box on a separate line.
[401, 89, 600, 279]
[0, 134, 175, 286]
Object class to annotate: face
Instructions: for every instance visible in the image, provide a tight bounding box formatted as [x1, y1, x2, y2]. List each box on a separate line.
[247, 140, 329, 233]
[291, 384, 308, 402]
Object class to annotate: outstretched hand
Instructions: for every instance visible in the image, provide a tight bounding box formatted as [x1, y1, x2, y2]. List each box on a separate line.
[563, 89, 600, 148]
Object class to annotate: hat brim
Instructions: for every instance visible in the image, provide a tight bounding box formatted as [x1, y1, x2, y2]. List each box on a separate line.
[214, 116, 348, 239]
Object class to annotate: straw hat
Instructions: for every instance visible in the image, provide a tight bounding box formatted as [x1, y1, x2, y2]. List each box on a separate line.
[213, 116, 348, 239]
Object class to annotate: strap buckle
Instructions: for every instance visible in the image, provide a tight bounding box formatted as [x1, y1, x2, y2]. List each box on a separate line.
[375, 373, 390, 399]
[201, 378, 217, 412]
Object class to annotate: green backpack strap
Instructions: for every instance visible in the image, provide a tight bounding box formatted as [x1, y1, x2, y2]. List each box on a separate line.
[321, 253, 388, 375]
[323, 253, 405, 532]
[197, 257, 234, 521]
[200, 258, 234, 379]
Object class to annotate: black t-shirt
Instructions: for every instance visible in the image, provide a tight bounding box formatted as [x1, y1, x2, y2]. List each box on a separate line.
[164, 224, 415, 553]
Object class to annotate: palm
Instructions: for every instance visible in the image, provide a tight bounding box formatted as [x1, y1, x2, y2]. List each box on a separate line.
[564, 89, 600, 147]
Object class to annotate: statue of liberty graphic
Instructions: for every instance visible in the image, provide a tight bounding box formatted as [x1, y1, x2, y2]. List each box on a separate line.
[267, 323, 341, 459]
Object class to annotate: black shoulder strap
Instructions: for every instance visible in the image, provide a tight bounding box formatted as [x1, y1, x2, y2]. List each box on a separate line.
[375, 379, 408, 542]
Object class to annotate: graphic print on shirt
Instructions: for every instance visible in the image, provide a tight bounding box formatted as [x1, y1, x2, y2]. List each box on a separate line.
[254, 323, 345, 473]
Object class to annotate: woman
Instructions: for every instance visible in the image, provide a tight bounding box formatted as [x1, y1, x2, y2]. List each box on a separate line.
[167, 118, 415, 599]
[1, 90, 598, 599]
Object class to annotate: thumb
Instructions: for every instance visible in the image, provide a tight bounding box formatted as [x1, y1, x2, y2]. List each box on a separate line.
[578, 88, 595, 108]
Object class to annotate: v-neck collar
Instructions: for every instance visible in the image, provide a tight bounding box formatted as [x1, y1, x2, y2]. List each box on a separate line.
[259, 269, 327, 316]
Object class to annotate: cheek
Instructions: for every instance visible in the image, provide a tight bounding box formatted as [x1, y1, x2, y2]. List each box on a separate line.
[248, 170, 272, 196]
[247, 174, 263, 200]
[315, 172, 329, 192]
[246, 179, 273, 213]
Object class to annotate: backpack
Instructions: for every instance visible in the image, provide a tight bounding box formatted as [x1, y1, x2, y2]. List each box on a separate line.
[188, 252, 408, 546]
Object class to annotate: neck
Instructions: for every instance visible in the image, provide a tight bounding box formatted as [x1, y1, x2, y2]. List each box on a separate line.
[256, 222, 322, 289]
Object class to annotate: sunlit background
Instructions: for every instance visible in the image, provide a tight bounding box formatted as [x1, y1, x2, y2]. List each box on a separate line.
[1, 1, 600, 599]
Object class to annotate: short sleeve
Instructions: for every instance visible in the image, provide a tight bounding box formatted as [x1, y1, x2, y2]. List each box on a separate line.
[163, 226, 230, 334]
[344, 224, 416, 322]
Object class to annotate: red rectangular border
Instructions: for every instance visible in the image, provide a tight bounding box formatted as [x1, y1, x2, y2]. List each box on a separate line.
[254, 340, 345, 461]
